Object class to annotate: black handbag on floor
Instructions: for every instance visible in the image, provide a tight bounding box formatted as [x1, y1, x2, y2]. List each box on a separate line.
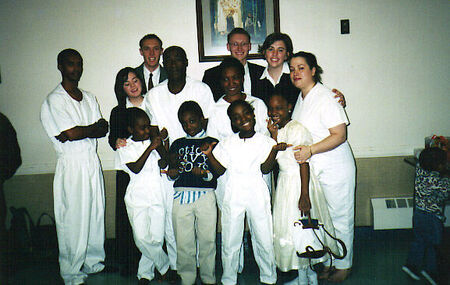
[32, 212, 58, 251]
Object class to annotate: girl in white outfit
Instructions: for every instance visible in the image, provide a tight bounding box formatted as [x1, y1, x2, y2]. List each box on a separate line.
[290, 51, 356, 282]
[202, 100, 288, 285]
[267, 93, 338, 285]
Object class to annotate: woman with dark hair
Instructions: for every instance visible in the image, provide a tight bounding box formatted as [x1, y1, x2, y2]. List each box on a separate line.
[290, 51, 356, 282]
[254, 33, 346, 108]
[253, 32, 299, 106]
[108, 67, 146, 275]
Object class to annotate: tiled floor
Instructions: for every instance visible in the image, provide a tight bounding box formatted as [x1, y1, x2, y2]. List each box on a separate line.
[5, 227, 449, 284]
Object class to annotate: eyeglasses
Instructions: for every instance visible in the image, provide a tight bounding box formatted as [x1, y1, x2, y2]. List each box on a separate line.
[228, 42, 250, 48]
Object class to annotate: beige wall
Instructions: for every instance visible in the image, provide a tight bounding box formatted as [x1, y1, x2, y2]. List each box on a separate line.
[0, 1, 447, 237]
[0, 0, 449, 176]
[4, 156, 415, 238]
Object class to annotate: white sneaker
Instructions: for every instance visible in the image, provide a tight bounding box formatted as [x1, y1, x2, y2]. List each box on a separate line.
[420, 270, 437, 285]
[402, 265, 420, 280]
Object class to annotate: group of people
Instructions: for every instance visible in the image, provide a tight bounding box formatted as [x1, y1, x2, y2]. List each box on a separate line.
[40, 28, 356, 285]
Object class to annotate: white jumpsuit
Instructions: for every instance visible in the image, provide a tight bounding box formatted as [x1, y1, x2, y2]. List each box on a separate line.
[115, 139, 170, 281]
[207, 93, 269, 207]
[145, 77, 216, 270]
[213, 132, 277, 285]
[291, 83, 356, 270]
[207, 94, 269, 273]
[40, 84, 105, 285]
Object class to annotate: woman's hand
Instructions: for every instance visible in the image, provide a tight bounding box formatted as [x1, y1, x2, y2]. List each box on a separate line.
[115, 138, 127, 149]
[332, 89, 346, 108]
[298, 195, 311, 217]
[266, 119, 278, 141]
[293, 145, 312, 163]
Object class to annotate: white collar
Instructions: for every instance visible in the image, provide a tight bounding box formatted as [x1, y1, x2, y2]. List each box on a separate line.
[143, 64, 161, 79]
[187, 129, 206, 138]
[259, 62, 290, 86]
[126, 97, 145, 109]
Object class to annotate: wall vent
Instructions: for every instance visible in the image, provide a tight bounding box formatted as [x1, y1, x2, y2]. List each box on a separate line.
[372, 197, 450, 230]
[371, 197, 413, 230]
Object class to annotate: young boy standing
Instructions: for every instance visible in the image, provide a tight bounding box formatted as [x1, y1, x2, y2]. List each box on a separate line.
[402, 147, 449, 285]
[165, 101, 218, 285]
[40, 49, 108, 285]
[115, 108, 175, 284]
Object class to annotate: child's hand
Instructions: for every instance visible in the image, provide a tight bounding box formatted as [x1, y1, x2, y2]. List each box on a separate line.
[161, 168, 179, 179]
[115, 138, 127, 149]
[200, 141, 218, 155]
[273, 142, 292, 151]
[192, 167, 208, 177]
[298, 195, 311, 217]
[158, 158, 168, 169]
[150, 136, 162, 149]
[267, 119, 278, 140]
[159, 128, 168, 141]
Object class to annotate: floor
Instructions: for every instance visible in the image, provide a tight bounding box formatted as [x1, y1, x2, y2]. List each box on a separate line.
[5, 227, 449, 285]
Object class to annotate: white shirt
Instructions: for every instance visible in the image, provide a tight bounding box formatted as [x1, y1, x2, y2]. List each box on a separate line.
[145, 76, 215, 143]
[207, 94, 269, 141]
[260, 62, 290, 86]
[291, 82, 351, 164]
[243, 63, 251, 96]
[40, 84, 102, 156]
[143, 64, 162, 88]
[126, 97, 147, 110]
[212, 132, 276, 195]
[115, 138, 163, 206]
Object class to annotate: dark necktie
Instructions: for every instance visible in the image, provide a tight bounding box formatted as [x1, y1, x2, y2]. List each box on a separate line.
[148, 73, 154, 91]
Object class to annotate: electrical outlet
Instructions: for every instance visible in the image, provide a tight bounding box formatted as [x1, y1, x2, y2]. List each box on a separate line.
[341, 19, 350, 34]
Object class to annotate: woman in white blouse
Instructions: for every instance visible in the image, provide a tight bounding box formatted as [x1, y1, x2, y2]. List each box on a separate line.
[290, 51, 356, 282]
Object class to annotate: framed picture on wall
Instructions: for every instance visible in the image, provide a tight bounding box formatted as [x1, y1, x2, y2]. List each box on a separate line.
[196, 0, 280, 62]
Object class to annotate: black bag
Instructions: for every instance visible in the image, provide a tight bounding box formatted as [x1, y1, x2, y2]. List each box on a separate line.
[9, 207, 34, 255]
[32, 213, 58, 251]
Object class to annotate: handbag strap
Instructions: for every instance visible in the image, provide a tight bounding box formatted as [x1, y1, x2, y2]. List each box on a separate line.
[36, 212, 56, 227]
[320, 225, 347, 260]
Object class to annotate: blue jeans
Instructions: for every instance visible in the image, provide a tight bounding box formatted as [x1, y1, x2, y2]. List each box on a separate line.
[406, 209, 443, 275]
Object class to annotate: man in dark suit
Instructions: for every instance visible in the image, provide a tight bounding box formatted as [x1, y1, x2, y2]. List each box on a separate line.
[135, 34, 168, 93]
[202, 28, 264, 101]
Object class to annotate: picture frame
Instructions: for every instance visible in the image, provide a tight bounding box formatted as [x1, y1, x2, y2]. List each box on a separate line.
[196, 0, 280, 62]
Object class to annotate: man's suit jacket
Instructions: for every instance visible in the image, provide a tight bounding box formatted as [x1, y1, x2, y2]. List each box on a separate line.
[135, 63, 168, 94]
[202, 61, 264, 102]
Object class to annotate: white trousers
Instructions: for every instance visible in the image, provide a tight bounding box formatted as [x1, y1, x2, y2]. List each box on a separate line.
[221, 180, 277, 285]
[54, 153, 105, 285]
[161, 178, 177, 270]
[312, 156, 356, 269]
[125, 186, 170, 281]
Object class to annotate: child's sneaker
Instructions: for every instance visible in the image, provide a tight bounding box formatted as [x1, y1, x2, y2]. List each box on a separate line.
[420, 270, 437, 285]
[402, 264, 420, 280]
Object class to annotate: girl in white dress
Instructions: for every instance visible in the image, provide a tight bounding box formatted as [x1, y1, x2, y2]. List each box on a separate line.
[268, 93, 338, 285]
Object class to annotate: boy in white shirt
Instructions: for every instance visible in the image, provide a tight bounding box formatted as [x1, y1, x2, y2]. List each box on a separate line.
[115, 107, 178, 284]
